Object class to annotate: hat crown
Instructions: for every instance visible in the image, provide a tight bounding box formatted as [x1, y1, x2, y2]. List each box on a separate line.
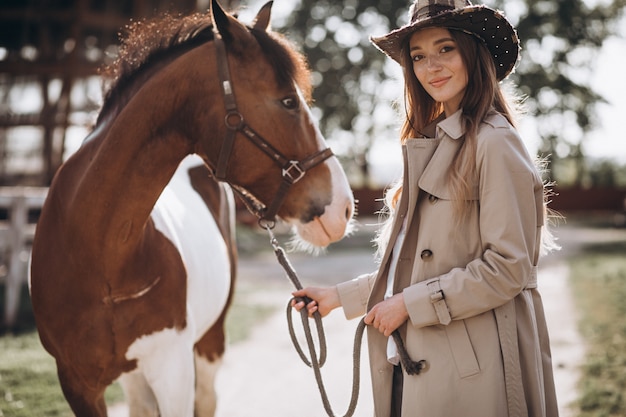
[409, 0, 473, 23]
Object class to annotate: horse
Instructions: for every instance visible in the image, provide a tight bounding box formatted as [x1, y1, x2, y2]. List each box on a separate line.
[29, 1, 354, 416]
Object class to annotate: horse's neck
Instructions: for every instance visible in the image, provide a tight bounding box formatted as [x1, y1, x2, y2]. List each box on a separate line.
[63, 46, 215, 255]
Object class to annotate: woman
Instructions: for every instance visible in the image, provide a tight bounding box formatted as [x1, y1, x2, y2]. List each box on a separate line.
[293, 0, 560, 416]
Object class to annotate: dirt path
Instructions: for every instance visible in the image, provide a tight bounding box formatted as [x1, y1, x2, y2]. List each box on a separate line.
[539, 261, 584, 417]
[109, 222, 616, 416]
[213, 253, 584, 416]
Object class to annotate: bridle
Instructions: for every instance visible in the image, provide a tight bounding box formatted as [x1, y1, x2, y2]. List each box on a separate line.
[210, 31, 333, 226]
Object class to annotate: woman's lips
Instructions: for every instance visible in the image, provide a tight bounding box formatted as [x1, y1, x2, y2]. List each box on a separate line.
[429, 77, 450, 88]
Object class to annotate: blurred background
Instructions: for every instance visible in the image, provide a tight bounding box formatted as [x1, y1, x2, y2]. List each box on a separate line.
[2, 0, 626, 191]
[0, 0, 625, 416]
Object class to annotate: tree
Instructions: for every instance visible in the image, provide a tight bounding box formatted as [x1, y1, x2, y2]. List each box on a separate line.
[281, 0, 410, 187]
[498, 0, 626, 184]
[275, 0, 626, 187]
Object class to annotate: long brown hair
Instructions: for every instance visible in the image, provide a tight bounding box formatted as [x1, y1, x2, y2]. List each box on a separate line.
[375, 28, 559, 260]
[388, 29, 516, 217]
[375, 29, 518, 257]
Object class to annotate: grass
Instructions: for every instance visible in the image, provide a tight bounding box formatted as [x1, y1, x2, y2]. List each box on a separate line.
[0, 332, 71, 417]
[568, 240, 626, 417]
[0, 282, 275, 416]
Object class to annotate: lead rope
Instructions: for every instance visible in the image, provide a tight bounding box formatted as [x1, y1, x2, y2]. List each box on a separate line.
[263, 225, 427, 417]
[264, 224, 363, 417]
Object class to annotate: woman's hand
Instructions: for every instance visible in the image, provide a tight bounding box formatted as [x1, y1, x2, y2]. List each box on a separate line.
[364, 293, 409, 337]
[291, 287, 341, 318]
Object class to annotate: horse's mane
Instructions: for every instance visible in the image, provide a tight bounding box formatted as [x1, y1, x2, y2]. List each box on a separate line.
[98, 13, 214, 123]
[97, 11, 311, 125]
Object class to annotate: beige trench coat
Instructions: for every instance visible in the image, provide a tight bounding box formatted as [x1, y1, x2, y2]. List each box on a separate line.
[337, 110, 559, 417]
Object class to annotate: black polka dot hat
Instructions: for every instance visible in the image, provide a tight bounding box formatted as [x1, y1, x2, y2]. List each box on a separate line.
[370, 0, 520, 80]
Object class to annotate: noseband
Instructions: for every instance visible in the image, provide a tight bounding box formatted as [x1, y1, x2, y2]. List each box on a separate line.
[211, 32, 333, 226]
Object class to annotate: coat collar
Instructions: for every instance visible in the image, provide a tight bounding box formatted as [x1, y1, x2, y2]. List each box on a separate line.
[417, 109, 478, 200]
[435, 109, 465, 140]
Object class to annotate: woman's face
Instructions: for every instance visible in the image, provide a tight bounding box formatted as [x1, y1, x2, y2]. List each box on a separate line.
[409, 27, 468, 116]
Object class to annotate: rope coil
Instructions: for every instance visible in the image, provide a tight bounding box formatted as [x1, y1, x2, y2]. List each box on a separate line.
[266, 226, 426, 417]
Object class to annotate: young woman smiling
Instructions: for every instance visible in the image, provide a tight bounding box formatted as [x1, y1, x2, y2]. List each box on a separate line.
[294, 0, 560, 415]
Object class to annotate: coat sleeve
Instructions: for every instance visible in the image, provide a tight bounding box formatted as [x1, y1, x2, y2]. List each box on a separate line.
[403, 122, 543, 327]
[336, 272, 377, 320]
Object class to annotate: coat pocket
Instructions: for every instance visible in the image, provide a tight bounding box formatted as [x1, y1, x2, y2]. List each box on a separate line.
[445, 320, 480, 378]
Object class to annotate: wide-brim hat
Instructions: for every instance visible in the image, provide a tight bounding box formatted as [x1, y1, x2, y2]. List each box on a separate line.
[371, 0, 520, 80]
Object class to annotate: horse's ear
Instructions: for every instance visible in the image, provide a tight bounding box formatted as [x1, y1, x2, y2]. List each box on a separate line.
[210, 0, 231, 37]
[210, 0, 252, 44]
[252, 1, 273, 32]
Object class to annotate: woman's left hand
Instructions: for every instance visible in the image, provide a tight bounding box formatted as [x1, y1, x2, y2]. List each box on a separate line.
[364, 293, 409, 337]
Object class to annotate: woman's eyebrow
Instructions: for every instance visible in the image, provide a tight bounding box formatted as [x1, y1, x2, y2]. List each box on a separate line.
[410, 37, 456, 52]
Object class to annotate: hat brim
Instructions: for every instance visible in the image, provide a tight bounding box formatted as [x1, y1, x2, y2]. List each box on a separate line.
[370, 6, 519, 80]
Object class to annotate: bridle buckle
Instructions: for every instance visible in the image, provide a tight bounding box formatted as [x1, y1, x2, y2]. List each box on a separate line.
[282, 161, 305, 183]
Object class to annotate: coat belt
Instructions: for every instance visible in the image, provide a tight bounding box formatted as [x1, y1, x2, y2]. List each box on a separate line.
[525, 266, 538, 290]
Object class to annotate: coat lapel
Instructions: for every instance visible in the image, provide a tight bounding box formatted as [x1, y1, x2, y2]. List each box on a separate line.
[418, 110, 468, 200]
[369, 110, 468, 307]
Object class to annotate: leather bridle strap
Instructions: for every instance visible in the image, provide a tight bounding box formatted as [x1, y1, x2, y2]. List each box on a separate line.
[214, 34, 240, 180]
[212, 32, 334, 223]
[262, 147, 333, 222]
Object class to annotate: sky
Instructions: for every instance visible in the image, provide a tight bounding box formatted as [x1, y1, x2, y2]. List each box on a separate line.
[584, 35, 626, 162]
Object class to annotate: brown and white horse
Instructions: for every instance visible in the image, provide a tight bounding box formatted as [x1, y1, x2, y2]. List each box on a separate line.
[29, 1, 354, 416]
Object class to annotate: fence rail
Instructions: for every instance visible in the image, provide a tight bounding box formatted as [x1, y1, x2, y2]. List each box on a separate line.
[0, 186, 48, 330]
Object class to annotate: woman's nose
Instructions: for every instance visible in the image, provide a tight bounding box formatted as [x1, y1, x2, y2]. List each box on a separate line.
[426, 56, 443, 70]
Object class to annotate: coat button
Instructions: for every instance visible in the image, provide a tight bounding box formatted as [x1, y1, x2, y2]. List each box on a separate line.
[428, 194, 438, 203]
[420, 249, 433, 260]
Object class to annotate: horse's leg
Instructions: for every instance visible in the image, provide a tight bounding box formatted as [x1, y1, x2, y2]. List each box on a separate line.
[194, 354, 221, 416]
[57, 364, 108, 417]
[118, 371, 159, 417]
[129, 327, 196, 417]
[193, 315, 228, 417]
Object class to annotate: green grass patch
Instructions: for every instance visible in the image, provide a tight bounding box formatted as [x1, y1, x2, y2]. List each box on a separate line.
[0, 283, 275, 416]
[0, 332, 70, 417]
[569, 240, 626, 417]
[0, 332, 125, 417]
[225, 285, 277, 344]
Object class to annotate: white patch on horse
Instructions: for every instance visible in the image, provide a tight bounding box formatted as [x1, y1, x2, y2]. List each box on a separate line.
[118, 155, 230, 415]
[151, 155, 231, 339]
[123, 325, 196, 417]
[290, 86, 355, 249]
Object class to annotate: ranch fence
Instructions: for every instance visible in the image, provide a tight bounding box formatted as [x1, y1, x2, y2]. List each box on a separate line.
[0, 187, 47, 331]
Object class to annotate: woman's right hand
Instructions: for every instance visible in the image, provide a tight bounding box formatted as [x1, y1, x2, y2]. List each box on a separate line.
[291, 287, 341, 318]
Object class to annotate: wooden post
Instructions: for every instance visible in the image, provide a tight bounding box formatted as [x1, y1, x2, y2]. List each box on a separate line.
[0, 187, 47, 331]
[4, 194, 26, 330]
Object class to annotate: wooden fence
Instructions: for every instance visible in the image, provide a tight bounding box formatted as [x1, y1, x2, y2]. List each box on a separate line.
[0, 187, 47, 330]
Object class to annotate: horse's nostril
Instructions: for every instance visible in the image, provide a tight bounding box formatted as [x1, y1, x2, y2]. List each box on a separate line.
[345, 202, 353, 220]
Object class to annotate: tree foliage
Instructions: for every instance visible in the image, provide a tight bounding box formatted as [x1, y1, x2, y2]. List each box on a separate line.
[273, 0, 626, 186]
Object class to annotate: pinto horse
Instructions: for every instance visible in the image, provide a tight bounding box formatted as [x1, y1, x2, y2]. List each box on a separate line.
[29, 1, 354, 416]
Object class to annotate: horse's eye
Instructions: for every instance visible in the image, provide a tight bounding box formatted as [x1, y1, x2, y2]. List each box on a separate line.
[281, 96, 299, 110]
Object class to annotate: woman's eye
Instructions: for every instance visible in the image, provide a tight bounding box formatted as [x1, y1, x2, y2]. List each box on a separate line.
[440, 45, 455, 54]
[411, 54, 424, 62]
[281, 96, 299, 110]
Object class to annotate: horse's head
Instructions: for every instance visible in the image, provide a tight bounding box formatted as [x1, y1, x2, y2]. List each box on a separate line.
[198, 0, 354, 248]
